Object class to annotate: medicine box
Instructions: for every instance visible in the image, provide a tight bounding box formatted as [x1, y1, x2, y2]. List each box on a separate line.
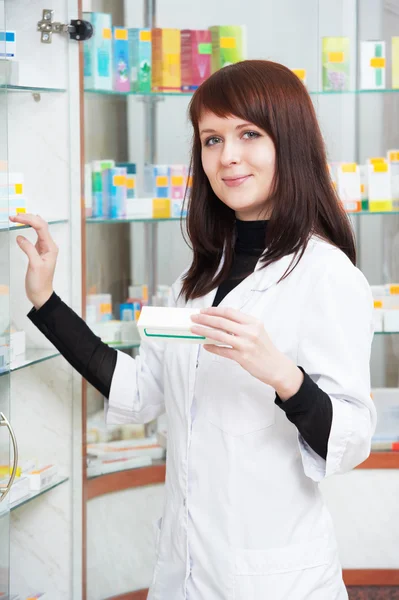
[209, 25, 246, 73]
[360, 40, 385, 90]
[181, 29, 212, 90]
[128, 28, 152, 93]
[83, 12, 113, 91]
[152, 28, 181, 92]
[113, 27, 130, 92]
[322, 37, 350, 92]
[137, 306, 226, 344]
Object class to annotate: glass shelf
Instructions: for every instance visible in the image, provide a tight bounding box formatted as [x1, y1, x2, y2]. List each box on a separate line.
[10, 349, 60, 374]
[86, 210, 399, 225]
[349, 210, 399, 216]
[85, 88, 399, 98]
[0, 218, 69, 232]
[0, 476, 69, 516]
[0, 84, 66, 93]
[86, 216, 182, 224]
[375, 331, 399, 335]
[10, 476, 69, 512]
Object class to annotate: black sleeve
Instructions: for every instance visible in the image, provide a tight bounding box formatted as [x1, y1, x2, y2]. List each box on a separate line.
[275, 367, 333, 460]
[28, 292, 117, 398]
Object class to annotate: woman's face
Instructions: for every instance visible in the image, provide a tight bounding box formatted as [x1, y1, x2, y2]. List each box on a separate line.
[199, 111, 276, 221]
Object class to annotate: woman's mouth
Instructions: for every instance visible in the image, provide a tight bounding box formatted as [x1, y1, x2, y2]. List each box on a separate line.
[222, 175, 252, 188]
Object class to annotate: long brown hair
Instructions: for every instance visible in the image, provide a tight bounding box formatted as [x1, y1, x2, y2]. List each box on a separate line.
[181, 59, 356, 301]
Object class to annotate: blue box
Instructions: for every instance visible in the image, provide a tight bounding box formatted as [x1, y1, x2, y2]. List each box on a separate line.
[83, 13, 113, 91]
[113, 28, 130, 92]
[102, 168, 127, 218]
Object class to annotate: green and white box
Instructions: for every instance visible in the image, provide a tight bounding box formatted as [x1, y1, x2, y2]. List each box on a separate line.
[360, 41, 386, 90]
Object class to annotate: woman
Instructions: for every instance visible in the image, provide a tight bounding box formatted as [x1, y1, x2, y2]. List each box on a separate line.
[12, 60, 375, 600]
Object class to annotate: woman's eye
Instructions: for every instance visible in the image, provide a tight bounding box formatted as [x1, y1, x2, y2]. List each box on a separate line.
[243, 131, 260, 139]
[205, 136, 222, 147]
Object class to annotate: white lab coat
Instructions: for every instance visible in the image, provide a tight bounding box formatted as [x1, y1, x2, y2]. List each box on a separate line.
[106, 236, 376, 600]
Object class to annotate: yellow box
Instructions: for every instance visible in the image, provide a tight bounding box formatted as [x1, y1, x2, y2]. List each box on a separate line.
[152, 28, 181, 92]
[369, 157, 386, 165]
[14, 183, 23, 194]
[103, 28, 112, 40]
[152, 198, 171, 219]
[369, 200, 393, 212]
[126, 177, 135, 189]
[389, 285, 399, 295]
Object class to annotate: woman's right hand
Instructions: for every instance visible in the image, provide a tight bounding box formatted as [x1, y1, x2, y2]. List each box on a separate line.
[10, 214, 58, 309]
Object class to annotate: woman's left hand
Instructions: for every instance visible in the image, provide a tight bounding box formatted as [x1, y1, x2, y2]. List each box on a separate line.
[191, 307, 304, 400]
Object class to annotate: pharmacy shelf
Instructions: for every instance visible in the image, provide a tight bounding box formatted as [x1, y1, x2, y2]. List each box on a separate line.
[86, 216, 182, 224]
[0, 349, 61, 377]
[1, 84, 66, 93]
[10, 476, 69, 511]
[0, 218, 69, 232]
[87, 460, 166, 499]
[84, 88, 399, 98]
[0, 476, 69, 516]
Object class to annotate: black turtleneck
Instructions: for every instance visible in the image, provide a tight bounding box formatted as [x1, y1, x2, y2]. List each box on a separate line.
[27, 219, 332, 460]
[213, 219, 268, 307]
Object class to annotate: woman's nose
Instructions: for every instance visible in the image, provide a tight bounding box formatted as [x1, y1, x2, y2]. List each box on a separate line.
[220, 141, 241, 166]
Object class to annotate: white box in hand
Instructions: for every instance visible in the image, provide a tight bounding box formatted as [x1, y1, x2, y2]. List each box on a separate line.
[137, 306, 225, 344]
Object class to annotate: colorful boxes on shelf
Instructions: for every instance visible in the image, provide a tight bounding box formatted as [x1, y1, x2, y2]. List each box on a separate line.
[83, 12, 113, 91]
[0, 172, 26, 223]
[367, 157, 392, 212]
[372, 284, 399, 332]
[336, 163, 361, 212]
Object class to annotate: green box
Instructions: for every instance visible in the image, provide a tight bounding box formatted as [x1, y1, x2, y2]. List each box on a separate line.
[128, 28, 152, 93]
[209, 26, 246, 73]
[322, 37, 350, 92]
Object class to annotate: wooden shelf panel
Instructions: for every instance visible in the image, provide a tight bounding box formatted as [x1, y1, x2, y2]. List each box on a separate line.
[104, 591, 148, 600]
[356, 452, 399, 469]
[87, 461, 166, 500]
[344, 569, 399, 586]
